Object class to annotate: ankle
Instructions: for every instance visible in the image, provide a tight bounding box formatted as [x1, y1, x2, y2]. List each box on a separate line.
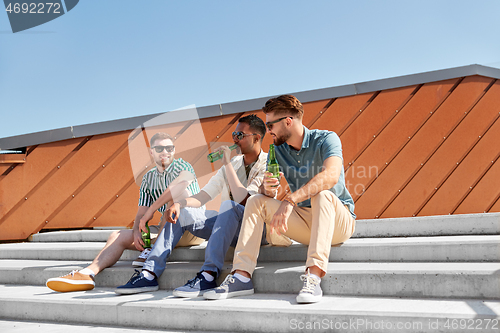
[141, 270, 157, 281]
[234, 270, 251, 279]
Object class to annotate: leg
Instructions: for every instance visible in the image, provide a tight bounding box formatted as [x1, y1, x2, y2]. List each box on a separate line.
[201, 200, 245, 276]
[307, 190, 355, 276]
[232, 194, 289, 276]
[46, 229, 136, 292]
[117, 207, 217, 295]
[87, 229, 136, 274]
[141, 207, 217, 278]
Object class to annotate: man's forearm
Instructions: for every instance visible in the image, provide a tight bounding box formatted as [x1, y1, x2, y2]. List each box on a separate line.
[289, 172, 337, 204]
[177, 191, 210, 208]
[133, 206, 149, 230]
[225, 162, 248, 203]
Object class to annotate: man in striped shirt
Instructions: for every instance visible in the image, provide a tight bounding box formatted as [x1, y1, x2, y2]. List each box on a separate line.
[115, 115, 285, 296]
[46, 132, 203, 292]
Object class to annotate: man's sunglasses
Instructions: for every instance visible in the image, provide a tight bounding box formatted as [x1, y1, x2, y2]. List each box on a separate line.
[152, 145, 175, 153]
[265, 116, 292, 130]
[232, 131, 258, 140]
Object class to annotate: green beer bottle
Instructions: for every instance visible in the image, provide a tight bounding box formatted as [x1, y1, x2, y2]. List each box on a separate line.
[207, 144, 238, 163]
[267, 144, 280, 187]
[141, 221, 151, 248]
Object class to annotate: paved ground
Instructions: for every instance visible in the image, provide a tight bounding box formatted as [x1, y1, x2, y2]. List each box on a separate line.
[0, 319, 230, 333]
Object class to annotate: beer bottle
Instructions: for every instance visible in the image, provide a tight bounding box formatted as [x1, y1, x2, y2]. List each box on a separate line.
[207, 144, 238, 163]
[267, 144, 280, 187]
[141, 221, 151, 248]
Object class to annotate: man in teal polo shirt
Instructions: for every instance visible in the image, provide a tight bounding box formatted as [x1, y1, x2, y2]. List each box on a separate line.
[204, 94, 356, 303]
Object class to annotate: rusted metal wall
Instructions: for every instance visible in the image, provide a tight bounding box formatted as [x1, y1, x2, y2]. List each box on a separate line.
[1, 75, 499, 241]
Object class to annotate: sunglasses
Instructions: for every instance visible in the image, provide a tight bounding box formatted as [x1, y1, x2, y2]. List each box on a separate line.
[265, 116, 292, 130]
[232, 131, 258, 140]
[152, 145, 175, 153]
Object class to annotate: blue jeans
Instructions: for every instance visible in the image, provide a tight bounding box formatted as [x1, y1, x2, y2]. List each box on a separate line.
[142, 200, 267, 278]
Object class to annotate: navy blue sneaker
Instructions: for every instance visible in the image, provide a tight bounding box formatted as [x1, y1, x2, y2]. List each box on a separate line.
[115, 270, 159, 295]
[173, 272, 217, 298]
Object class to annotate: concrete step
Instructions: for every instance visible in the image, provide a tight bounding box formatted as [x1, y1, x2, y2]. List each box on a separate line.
[1, 260, 499, 299]
[28, 213, 500, 243]
[1, 235, 499, 263]
[1, 285, 499, 333]
[0, 319, 216, 333]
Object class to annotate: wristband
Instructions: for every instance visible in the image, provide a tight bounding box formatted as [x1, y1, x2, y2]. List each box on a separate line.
[284, 196, 297, 206]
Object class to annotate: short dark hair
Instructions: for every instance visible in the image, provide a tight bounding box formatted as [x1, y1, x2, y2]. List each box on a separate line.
[149, 132, 174, 147]
[262, 94, 304, 119]
[238, 114, 266, 142]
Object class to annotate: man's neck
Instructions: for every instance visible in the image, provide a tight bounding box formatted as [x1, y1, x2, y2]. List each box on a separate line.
[287, 125, 305, 151]
[243, 148, 260, 165]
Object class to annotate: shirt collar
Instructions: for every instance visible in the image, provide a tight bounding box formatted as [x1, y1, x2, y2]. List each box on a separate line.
[301, 126, 311, 149]
[161, 158, 177, 175]
[284, 126, 311, 152]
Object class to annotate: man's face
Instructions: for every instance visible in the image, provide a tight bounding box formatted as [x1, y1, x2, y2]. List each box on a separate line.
[150, 138, 175, 169]
[232, 122, 258, 154]
[266, 112, 291, 146]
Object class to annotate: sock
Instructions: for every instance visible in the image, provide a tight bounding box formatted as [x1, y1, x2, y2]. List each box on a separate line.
[233, 273, 250, 283]
[141, 270, 155, 281]
[307, 270, 321, 282]
[79, 268, 96, 277]
[202, 271, 215, 282]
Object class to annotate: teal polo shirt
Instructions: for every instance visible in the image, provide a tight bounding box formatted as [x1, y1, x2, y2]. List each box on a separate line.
[273, 126, 356, 219]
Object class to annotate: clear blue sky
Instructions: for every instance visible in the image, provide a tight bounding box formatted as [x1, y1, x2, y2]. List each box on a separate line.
[1, 0, 500, 139]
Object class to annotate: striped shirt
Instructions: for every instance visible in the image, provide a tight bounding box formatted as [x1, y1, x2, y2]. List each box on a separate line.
[138, 158, 200, 213]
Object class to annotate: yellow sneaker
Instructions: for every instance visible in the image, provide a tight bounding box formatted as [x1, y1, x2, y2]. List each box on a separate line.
[46, 270, 95, 292]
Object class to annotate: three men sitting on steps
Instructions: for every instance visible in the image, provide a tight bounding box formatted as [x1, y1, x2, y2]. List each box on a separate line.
[47, 96, 356, 304]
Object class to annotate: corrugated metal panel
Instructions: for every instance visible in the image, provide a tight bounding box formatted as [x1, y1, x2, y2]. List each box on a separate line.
[383, 78, 497, 217]
[0, 138, 86, 240]
[455, 156, 500, 214]
[355, 76, 493, 219]
[420, 114, 500, 216]
[346, 79, 459, 202]
[2, 72, 500, 241]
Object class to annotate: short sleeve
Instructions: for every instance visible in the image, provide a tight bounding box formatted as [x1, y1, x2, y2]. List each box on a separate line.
[138, 173, 153, 207]
[320, 132, 343, 162]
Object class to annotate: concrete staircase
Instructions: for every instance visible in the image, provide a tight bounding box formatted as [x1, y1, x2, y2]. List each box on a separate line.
[0, 213, 499, 332]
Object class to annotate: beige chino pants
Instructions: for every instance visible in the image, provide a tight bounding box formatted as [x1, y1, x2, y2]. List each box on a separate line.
[233, 190, 356, 275]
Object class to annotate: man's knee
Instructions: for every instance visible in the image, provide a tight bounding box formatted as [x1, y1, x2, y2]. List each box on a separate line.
[219, 200, 236, 214]
[108, 229, 133, 246]
[311, 190, 337, 205]
[246, 194, 267, 208]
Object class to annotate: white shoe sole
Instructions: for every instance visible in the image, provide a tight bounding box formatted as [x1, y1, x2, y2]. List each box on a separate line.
[114, 285, 158, 295]
[203, 288, 254, 300]
[131, 261, 145, 267]
[173, 289, 204, 298]
[296, 292, 322, 303]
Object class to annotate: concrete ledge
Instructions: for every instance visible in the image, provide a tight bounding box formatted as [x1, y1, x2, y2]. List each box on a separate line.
[0, 285, 499, 333]
[26, 213, 500, 243]
[3, 235, 499, 262]
[29, 230, 121, 242]
[354, 213, 500, 238]
[1, 260, 499, 299]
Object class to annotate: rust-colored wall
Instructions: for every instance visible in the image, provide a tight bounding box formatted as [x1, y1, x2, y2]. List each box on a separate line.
[1, 75, 499, 241]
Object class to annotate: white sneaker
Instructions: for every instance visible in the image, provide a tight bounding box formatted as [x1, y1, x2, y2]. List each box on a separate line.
[296, 272, 322, 303]
[132, 248, 151, 267]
